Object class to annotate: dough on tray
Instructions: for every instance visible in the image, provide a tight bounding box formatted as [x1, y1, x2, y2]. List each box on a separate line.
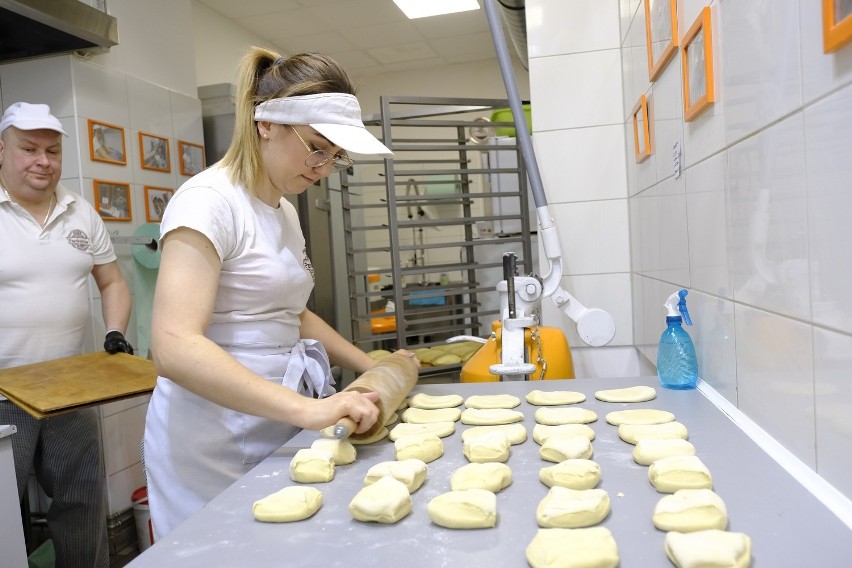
[539, 458, 601, 490]
[451, 462, 513, 492]
[462, 423, 528, 445]
[605, 408, 675, 426]
[536, 486, 611, 528]
[389, 421, 456, 441]
[460, 408, 524, 425]
[349, 476, 412, 524]
[526, 527, 619, 568]
[594, 385, 657, 403]
[463, 430, 511, 463]
[427, 488, 497, 529]
[535, 407, 598, 425]
[533, 423, 596, 444]
[401, 407, 461, 424]
[464, 393, 521, 409]
[633, 438, 696, 465]
[289, 448, 335, 483]
[363, 459, 428, 492]
[310, 438, 356, 465]
[394, 433, 444, 463]
[408, 392, 463, 409]
[540, 434, 593, 463]
[649, 455, 713, 493]
[653, 489, 728, 532]
[618, 421, 688, 445]
[525, 389, 586, 406]
[252, 486, 322, 522]
[664, 529, 752, 568]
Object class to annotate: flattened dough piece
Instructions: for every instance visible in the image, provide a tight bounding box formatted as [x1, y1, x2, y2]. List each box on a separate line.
[463, 430, 510, 463]
[653, 489, 728, 532]
[290, 448, 335, 483]
[394, 433, 444, 463]
[533, 423, 596, 444]
[540, 434, 593, 462]
[525, 389, 586, 406]
[349, 476, 412, 523]
[633, 438, 696, 465]
[605, 408, 675, 426]
[320, 425, 389, 445]
[401, 407, 462, 423]
[451, 462, 513, 492]
[535, 407, 598, 425]
[427, 489, 497, 529]
[461, 408, 524, 425]
[539, 459, 601, 490]
[310, 438, 356, 465]
[664, 529, 752, 568]
[462, 423, 528, 445]
[536, 486, 610, 528]
[408, 392, 463, 409]
[364, 459, 428, 492]
[464, 394, 521, 409]
[389, 421, 456, 441]
[594, 385, 657, 403]
[384, 412, 399, 426]
[526, 527, 619, 568]
[649, 455, 713, 493]
[618, 421, 688, 445]
[253, 486, 322, 522]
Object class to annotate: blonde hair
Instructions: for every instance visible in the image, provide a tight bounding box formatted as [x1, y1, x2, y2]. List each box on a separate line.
[219, 47, 356, 194]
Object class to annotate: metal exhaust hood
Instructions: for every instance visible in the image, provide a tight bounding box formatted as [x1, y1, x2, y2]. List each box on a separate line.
[0, 0, 118, 63]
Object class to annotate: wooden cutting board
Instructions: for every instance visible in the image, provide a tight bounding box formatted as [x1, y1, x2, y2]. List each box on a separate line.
[0, 352, 157, 419]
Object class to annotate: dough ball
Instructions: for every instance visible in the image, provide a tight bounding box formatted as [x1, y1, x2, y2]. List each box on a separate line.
[535, 407, 598, 425]
[526, 527, 619, 568]
[605, 408, 675, 426]
[633, 438, 696, 465]
[463, 430, 511, 463]
[653, 489, 728, 532]
[539, 458, 601, 490]
[536, 486, 611, 528]
[594, 385, 657, 403]
[427, 488, 497, 529]
[389, 421, 456, 441]
[408, 392, 463, 409]
[460, 408, 524, 425]
[618, 421, 688, 445]
[649, 455, 713, 493]
[451, 462, 513, 492]
[310, 438, 357, 465]
[289, 448, 335, 483]
[349, 475, 412, 523]
[252, 486, 322, 522]
[401, 407, 461, 423]
[462, 423, 527, 446]
[394, 433, 444, 463]
[525, 390, 586, 406]
[464, 393, 521, 409]
[540, 434, 593, 463]
[364, 459, 428, 493]
[533, 423, 596, 445]
[664, 529, 751, 568]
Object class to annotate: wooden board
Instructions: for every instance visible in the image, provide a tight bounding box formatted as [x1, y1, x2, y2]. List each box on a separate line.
[0, 352, 156, 419]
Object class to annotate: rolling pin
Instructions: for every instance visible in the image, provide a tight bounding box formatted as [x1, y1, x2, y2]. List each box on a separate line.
[331, 352, 419, 440]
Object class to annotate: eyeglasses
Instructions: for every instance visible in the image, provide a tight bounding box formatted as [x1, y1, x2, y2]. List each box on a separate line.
[289, 125, 354, 171]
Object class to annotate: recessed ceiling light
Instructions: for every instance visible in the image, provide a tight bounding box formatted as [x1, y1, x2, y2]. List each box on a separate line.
[393, 0, 480, 20]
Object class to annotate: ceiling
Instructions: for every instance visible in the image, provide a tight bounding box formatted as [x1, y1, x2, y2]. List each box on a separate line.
[195, 0, 508, 76]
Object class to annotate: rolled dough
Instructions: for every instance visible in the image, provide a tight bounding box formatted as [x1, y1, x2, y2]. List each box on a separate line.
[408, 392, 463, 409]
[310, 438, 356, 465]
[540, 434, 593, 462]
[664, 529, 751, 568]
[649, 455, 713, 493]
[653, 489, 728, 532]
[460, 408, 524, 425]
[525, 389, 586, 406]
[384, 412, 399, 426]
[363, 458, 428, 492]
[633, 438, 696, 465]
[389, 421, 456, 441]
[350, 426, 389, 445]
[533, 423, 596, 445]
[289, 448, 335, 483]
[462, 423, 528, 445]
[451, 462, 513, 492]
[605, 408, 675, 426]
[427, 488, 497, 529]
[536, 486, 611, 528]
[463, 430, 511, 463]
[535, 407, 598, 425]
[539, 458, 601, 490]
[401, 406, 461, 424]
[526, 527, 620, 568]
[594, 385, 657, 403]
[464, 393, 521, 409]
[252, 486, 322, 522]
[349, 475, 412, 524]
[618, 421, 688, 445]
[394, 433, 444, 463]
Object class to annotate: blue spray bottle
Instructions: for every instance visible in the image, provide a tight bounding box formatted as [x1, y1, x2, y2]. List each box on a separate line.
[656, 290, 698, 390]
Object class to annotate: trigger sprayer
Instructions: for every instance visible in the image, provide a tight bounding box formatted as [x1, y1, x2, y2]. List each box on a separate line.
[657, 290, 698, 390]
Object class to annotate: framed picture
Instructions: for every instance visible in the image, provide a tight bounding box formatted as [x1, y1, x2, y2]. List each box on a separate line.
[144, 186, 174, 222]
[139, 132, 171, 172]
[644, 0, 678, 81]
[178, 140, 206, 176]
[823, 0, 852, 52]
[93, 179, 132, 222]
[682, 7, 715, 122]
[631, 94, 651, 163]
[88, 120, 126, 165]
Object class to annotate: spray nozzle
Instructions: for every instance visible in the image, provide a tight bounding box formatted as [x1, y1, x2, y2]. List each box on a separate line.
[664, 289, 692, 326]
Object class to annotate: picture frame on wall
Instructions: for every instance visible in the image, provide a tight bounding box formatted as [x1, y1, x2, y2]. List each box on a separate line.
[139, 132, 171, 172]
[178, 140, 206, 176]
[631, 94, 651, 163]
[682, 7, 715, 122]
[88, 120, 126, 166]
[644, 0, 678, 81]
[144, 186, 174, 223]
[823, 0, 852, 52]
[93, 179, 132, 222]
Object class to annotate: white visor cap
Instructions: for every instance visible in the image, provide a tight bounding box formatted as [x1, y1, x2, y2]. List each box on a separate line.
[254, 93, 392, 158]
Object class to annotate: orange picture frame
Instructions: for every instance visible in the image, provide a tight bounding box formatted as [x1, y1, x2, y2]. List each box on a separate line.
[631, 94, 651, 163]
[144, 186, 173, 222]
[682, 7, 715, 122]
[88, 119, 126, 166]
[644, 0, 678, 81]
[823, 0, 852, 53]
[93, 179, 132, 222]
[178, 140, 206, 176]
[139, 132, 171, 172]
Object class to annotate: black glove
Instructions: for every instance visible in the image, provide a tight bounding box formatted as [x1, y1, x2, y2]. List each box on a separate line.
[104, 330, 134, 355]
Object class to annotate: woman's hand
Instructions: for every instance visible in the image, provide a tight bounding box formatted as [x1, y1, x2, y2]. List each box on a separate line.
[311, 390, 381, 434]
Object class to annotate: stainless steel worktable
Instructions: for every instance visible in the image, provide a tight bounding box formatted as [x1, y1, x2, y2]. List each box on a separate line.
[127, 376, 852, 567]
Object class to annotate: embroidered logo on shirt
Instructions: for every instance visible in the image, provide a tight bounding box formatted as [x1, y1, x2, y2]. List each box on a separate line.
[67, 229, 90, 251]
[303, 248, 315, 282]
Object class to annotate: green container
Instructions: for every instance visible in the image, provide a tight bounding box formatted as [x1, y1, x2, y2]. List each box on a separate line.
[490, 104, 532, 137]
[28, 539, 54, 568]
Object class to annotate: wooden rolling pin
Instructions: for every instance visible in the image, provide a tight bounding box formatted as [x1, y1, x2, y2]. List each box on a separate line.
[332, 352, 419, 440]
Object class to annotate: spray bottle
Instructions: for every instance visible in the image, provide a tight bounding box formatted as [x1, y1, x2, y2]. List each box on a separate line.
[656, 289, 698, 390]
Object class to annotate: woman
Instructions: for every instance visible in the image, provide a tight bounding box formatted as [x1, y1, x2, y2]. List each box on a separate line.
[143, 47, 414, 538]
